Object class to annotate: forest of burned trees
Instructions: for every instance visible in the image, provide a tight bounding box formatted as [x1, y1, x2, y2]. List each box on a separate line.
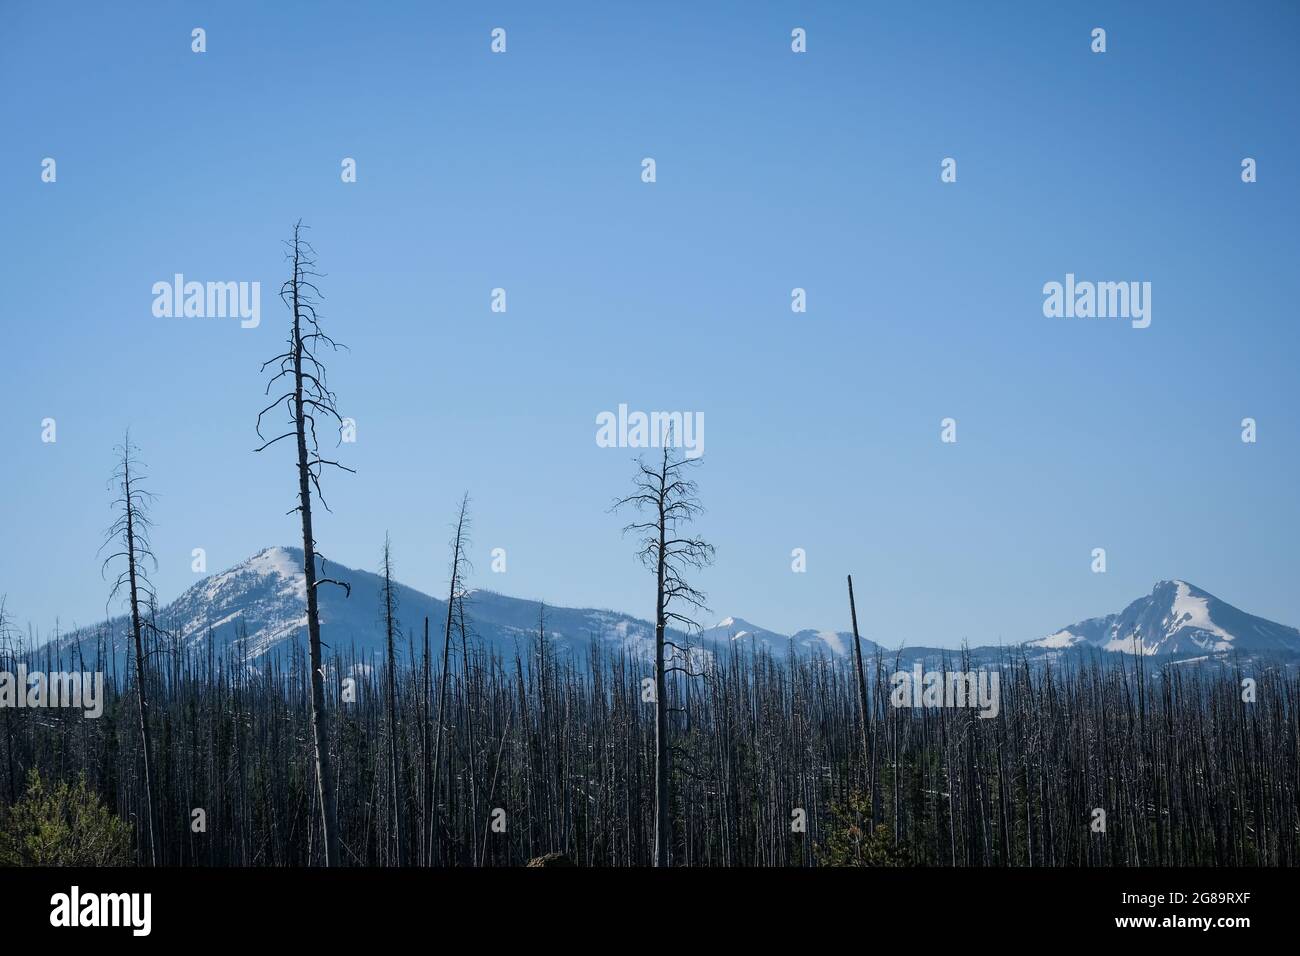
[2, 224, 1298, 868]
[2, 612, 1298, 867]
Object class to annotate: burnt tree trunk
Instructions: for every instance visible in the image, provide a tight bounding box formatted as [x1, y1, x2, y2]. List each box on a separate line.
[847, 575, 872, 802]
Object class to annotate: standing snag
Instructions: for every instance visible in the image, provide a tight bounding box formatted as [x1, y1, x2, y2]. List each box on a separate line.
[98, 434, 160, 866]
[613, 441, 714, 867]
[847, 575, 873, 799]
[429, 493, 471, 865]
[0, 596, 21, 806]
[255, 222, 354, 867]
[379, 534, 403, 865]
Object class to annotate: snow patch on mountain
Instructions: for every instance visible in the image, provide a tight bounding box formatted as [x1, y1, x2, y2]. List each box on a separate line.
[244, 547, 307, 600]
[815, 630, 847, 655]
[1101, 633, 1159, 656]
[1035, 629, 1083, 650]
[1166, 582, 1232, 649]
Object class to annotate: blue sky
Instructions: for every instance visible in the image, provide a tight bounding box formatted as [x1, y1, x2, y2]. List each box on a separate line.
[2, 1, 1297, 647]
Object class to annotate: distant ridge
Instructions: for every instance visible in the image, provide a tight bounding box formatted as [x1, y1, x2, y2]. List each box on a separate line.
[44, 548, 1300, 668]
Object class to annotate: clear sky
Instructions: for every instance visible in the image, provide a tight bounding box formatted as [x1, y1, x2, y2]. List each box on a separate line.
[2, 1, 1297, 648]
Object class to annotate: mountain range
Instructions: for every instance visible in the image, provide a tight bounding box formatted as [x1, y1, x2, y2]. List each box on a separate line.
[43, 546, 1300, 669]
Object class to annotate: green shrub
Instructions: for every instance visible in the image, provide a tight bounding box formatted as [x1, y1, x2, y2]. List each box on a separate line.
[0, 770, 133, 866]
[816, 789, 909, 867]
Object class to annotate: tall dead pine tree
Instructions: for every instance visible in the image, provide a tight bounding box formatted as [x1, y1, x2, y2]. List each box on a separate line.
[256, 222, 354, 867]
[613, 442, 714, 867]
[0, 598, 16, 805]
[429, 493, 470, 865]
[847, 575, 873, 804]
[380, 534, 403, 864]
[99, 434, 160, 865]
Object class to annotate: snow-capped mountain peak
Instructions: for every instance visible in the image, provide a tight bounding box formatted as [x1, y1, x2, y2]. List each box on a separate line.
[704, 616, 768, 641]
[169, 545, 311, 656]
[1028, 579, 1299, 657]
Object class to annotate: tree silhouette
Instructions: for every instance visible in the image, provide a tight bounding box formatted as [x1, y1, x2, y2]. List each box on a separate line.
[255, 222, 354, 866]
[613, 441, 714, 866]
[379, 534, 403, 864]
[99, 433, 160, 866]
[429, 494, 471, 865]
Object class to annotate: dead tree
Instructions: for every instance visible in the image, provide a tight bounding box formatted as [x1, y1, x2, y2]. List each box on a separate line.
[0, 597, 18, 804]
[99, 434, 160, 865]
[429, 493, 471, 864]
[379, 534, 403, 864]
[255, 221, 354, 867]
[421, 614, 431, 865]
[847, 575, 873, 801]
[613, 442, 714, 867]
